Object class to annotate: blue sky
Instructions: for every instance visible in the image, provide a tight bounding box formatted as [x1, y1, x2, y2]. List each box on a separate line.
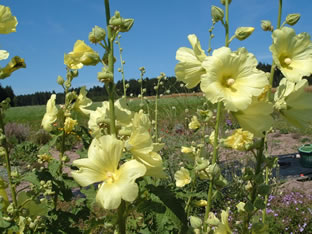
[1, 0, 312, 95]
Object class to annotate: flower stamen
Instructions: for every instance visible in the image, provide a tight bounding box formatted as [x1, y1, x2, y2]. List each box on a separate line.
[226, 78, 235, 87]
[284, 57, 292, 65]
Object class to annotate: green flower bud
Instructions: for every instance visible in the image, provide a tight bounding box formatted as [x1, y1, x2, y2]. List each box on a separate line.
[57, 75, 64, 85]
[97, 67, 113, 83]
[190, 216, 202, 229]
[109, 11, 134, 33]
[261, 20, 273, 32]
[286, 13, 301, 26]
[89, 25, 106, 44]
[220, 0, 232, 5]
[70, 70, 79, 78]
[211, 6, 224, 24]
[235, 27, 255, 41]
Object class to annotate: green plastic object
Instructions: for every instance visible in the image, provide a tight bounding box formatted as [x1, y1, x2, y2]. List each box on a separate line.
[298, 144, 312, 168]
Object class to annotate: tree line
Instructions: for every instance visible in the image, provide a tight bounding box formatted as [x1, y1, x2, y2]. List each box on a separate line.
[0, 63, 311, 107]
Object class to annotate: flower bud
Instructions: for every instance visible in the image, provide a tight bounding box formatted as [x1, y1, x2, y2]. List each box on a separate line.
[109, 11, 134, 33]
[89, 25, 106, 44]
[97, 67, 113, 83]
[286, 13, 301, 26]
[190, 216, 202, 229]
[261, 20, 273, 32]
[211, 6, 224, 24]
[220, 0, 232, 5]
[234, 27, 255, 41]
[57, 75, 64, 85]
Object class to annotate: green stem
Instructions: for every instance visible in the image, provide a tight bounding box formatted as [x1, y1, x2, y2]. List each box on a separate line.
[263, 0, 283, 222]
[117, 200, 127, 234]
[154, 79, 161, 142]
[104, 0, 117, 136]
[117, 37, 127, 98]
[0, 111, 17, 207]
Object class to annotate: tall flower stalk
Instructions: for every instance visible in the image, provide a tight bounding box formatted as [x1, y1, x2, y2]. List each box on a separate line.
[203, 0, 229, 231]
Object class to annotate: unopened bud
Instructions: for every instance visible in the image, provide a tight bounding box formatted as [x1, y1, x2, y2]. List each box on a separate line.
[57, 75, 64, 85]
[97, 67, 113, 83]
[235, 27, 255, 41]
[286, 13, 301, 26]
[109, 11, 134, 33]
[211, 6, 224, 24]
[220, 0, 232, 5]
[261, 20, 273, 32]
[190, 216, 202, 229]
[89, 25, 106, 44]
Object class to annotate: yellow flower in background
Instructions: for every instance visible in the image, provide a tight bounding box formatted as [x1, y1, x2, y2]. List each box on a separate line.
[64, 117, 77, 134]
[0, 5, 17, 34]
[126, 128, 165, 178]
[175, 34, 207, 88]
[189, 116, 201, 130]
[88, 98, 133, 137]
[207, 208, 232, 234]
[41, 94, 58, 132]
[174, 167, 191, 187]
[0, 50, 9, 60]
[201, 47, 268, 112]
[270, 27, 312, 82]
[232, 98, 273, 137]
[224, 128, 253, 151]
[64, 40, 100, 69]
[274, 78, 312, 129]
[181, 146, 194, 154]
[71, 135, 146, 210]
[73, 86, 92, 115]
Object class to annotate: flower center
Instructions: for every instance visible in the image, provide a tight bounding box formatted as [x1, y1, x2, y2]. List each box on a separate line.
[105, 171, 118, 184]
[226, 78, 235, 87]
[284, 57, 292, 65]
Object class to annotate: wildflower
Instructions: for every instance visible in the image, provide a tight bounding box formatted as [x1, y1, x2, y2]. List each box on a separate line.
[0, 56, 26, 79]
[174, 167, 191, 187]
[41, 94, 58, 132]
[189, 116, 201, 130]
[73, 86, 92, 115]
[175, 34, 207, 88]
[201, 47, 268, 111]
[274, 78, 312, 128]
[0, 5, 17, 34]
[224, 128, 253, 151]
[126, 127, 165, 177]
[37, 153, 52, 164]
[181, 146, 194, 154]
[64, 40, 100, 69]
[71, 135, 146, 210]
[232, 98, 273, 137]
[207, 208, 232, 233]
[64, 117, 77, 134]
[270, 27, 312, 82]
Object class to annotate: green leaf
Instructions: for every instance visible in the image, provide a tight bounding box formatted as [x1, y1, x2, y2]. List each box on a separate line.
[254, 198, 266, 210]
[244, 201, 254, 213]
[146, 185, 188, 233]
[258, 184, 271, 196]
[0, 212, 10, 228]
[17, 191, 49, 218]
[48, 159, 61, 178]
[22, 171, 40, 186]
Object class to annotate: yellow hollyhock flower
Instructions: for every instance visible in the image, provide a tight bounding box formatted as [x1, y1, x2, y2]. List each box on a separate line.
[207, 208, 232, 234]
[175, 34, 207, 88]
[224, 128, 253, 151]
[189, 115, 201, 130]
[274, 78, 312, 128]
[174, 167, 191, 187]
[270, 27, 312, 82]
[73, 86, 92, 115]
[126, 128, 165, 178]
[0, 5, 17, 34]
[64, 117, 77, 134]
[201, 47, 268, 111]
[41, 94, 58, 132]
[232, 98, 273, 137]
[88, 98, 133, 137]
[64, 40, 100, 69]
[71, 135, 146, 210]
